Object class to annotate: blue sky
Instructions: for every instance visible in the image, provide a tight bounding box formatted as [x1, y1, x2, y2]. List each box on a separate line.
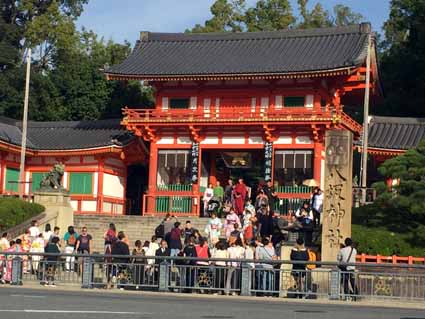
[76, 0, 390, 44]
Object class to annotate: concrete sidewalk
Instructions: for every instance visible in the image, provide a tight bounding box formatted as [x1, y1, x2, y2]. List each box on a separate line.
[2, 283, 424, 311]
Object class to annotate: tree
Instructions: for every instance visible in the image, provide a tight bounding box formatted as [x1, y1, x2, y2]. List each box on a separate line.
[365, 140, 425, 246]
[376, 0, 425, 117]
[189, 0, 246, 33]
[244, 0, 296, 32]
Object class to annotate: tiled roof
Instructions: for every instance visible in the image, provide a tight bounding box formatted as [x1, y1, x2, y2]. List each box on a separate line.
[368, 116, 425, 150]
[106, 23, 372, 79]
[0, 117, 134, 151]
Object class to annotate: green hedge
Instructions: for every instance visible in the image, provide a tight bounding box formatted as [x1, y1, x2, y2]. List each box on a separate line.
[352, 224, 425, 257]
[0, 198, 45, 231]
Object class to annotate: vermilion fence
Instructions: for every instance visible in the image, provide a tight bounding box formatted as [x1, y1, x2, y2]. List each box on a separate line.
[356, 254, 425, 265]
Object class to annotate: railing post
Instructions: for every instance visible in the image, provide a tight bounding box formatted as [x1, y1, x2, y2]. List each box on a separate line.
[240, 263, 252, 296]
[329, 270, 340, 300]
[11, 257, 23, 286]
[81, 257, 94, 289]
[159, 261, 169, 292]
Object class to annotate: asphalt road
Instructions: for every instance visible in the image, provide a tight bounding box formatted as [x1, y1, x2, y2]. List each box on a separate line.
[0, 287, 424, 319]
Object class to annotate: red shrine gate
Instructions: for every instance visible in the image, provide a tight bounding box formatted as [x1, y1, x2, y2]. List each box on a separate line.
[106, 24, 381, 216]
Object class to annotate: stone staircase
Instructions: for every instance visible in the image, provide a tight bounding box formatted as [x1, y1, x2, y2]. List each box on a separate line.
[74, 215, 213, 253]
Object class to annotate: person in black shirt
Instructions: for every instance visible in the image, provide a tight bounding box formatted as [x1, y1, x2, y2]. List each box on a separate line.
[184, 221, 197, 244]
[263, 179, 278, 212]
[183, 237, 197, 291]
[290, 238, 309, 298]
[110, 231, 130, 288]
[44, 237, 60, 286]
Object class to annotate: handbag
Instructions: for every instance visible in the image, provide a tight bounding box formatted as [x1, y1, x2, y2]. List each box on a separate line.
[338, 247, 354, 271]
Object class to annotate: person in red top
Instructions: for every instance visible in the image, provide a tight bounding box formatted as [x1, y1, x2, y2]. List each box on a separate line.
[233, 178, 247, 216]
[195, 237, 211, 291]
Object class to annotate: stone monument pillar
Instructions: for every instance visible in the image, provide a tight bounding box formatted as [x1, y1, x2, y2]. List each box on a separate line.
[321, 130, 353, 262]
[33, 191, 74, 234]
[32, 163, 73, 234]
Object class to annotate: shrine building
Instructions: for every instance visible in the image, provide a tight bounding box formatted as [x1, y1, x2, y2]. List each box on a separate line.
[0, 23, 384, 216]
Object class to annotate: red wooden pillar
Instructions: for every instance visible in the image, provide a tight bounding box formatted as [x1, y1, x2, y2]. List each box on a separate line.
[209, 152, 217, 185]
[96, 157, 104, 214]
[313, 140, 323, 188]
[147, 142, 158, 215]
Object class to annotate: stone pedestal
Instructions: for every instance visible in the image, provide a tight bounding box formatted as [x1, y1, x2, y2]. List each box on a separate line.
[321, 130, 353, 262]
[33, 191, 74, 236]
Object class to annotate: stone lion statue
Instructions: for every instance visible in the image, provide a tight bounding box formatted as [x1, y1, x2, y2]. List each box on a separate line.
[39, 163, 66, 192]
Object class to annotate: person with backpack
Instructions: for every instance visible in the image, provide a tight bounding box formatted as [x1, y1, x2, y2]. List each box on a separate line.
[44, 237, 61, 287]
[104, 223, 117, 255]
[63, 226, 78, 272]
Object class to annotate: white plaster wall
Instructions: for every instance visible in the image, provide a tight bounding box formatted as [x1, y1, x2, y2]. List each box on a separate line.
[248, 136, 264, 144]
[222, 136, 245, 144]
[296, 136, 312, 144]
[201, 136, 219, 145]
[103, 173, 124, 198]
[114, 204, 123, 215]
[25, 171, 30, 194]
[70, 200, 78, 211]
[274, 136, 292, 144]
[81, 201, 97, 212]
[157, 137, 174, 144]
[93, 172, 98, 196]
[103, 202, 112, 213]
[63, 172, 69, 189]
[177, 136, 191, 144]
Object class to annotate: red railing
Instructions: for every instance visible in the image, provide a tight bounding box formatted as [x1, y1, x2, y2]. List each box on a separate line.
[356, 254, 425, 265]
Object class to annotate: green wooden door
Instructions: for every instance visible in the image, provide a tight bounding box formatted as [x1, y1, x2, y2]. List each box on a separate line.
[69, 172, 93, 194]
[31, 172, 46, 192]
[5, 167, 19, 192]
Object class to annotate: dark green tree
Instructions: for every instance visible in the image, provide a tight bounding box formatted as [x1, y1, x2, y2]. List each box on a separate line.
[189, 0, 246, 33]
[244, 0, 296, 31]
[362, 140, 425, 246]
[377, 0, 425, 117]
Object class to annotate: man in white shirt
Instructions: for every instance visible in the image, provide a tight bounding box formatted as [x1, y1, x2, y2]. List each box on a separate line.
[311, 187, 324, 226]
[337, 238, 358, 300]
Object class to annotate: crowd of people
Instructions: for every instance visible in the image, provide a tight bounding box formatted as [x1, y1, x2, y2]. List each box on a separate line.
[0, 180, 358, 299]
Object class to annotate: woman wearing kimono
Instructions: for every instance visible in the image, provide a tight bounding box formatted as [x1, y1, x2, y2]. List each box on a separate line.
[224, 208, 241, 239]
[233, 178, 247, 216]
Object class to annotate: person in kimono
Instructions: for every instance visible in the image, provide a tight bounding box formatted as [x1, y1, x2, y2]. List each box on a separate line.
[204, 212, 222, 245]
[224, 208, 241, 239]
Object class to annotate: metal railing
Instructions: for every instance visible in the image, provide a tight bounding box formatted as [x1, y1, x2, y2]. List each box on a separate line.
[1, 252, 425, 302]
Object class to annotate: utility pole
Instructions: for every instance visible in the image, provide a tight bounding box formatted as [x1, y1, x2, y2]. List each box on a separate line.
[19, 48, 31, 199]
[360, 35, 372, 205]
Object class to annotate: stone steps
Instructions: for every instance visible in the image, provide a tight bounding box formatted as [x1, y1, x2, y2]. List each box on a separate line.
[74, 215, 215, 253]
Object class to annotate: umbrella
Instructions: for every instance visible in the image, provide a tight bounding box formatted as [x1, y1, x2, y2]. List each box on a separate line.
[303, 179, 319, 187]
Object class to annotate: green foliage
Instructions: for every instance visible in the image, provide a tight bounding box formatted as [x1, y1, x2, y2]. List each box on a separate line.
[376, 0, 425, 117]
[245, 0, 296, 32]
[188, 0, 364, 33]
[190, 0, 246, 33]
[0, 198, 45, 231]
[352, 224, 425, 257]
[352, 140, 425, 255]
